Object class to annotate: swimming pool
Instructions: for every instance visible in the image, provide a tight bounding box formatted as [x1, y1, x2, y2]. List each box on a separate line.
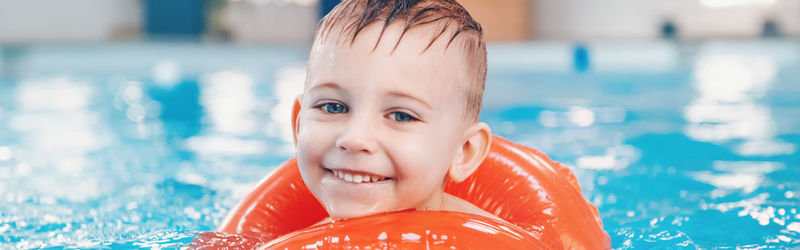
[0, 40, 798, 248]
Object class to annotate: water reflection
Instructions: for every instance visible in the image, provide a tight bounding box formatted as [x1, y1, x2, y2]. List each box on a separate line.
[184, 135, 266, 155]
[686, 49, 798, 234]
[183, 71, 266, 156]
[114, 80, 164, 139]
[152, 59, 181, 87]
[532, 105, 636, 170]
[0, 146, 11, 161]
[146, 79, 201, 141]
[692, 161, 783, 195]
[576, 145, 640, 170]
[537, 105, 627, 129]
[685, 52, 796, 156]
[8, 76, 109, 202]
[538, 106, 596, 128]
[269, 65, 305, 147]
[200, 71, 258, 135]
[183, 65, 305, 157]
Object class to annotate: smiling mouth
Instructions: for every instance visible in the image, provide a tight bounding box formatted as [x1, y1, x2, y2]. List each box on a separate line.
[324, 168, 392, 184]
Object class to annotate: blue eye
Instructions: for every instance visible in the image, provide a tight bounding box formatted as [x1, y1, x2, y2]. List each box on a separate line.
[320, 103, 348, 114]
[390, 112, 417, 122]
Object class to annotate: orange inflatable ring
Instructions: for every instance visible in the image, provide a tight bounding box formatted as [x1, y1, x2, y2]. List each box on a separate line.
[190, 136, 610, 249]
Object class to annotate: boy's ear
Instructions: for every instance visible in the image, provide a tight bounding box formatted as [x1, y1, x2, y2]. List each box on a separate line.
[448, 122, 492, 182]
[291, 95, 302, 146]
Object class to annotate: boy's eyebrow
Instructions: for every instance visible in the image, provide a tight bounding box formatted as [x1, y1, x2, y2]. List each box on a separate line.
[386, 90, 432, 110]
[308, 82, 342, 92]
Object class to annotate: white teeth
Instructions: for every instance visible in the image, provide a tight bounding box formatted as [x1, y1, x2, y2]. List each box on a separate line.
[331, 169, 384, 183]
[344, 173, 353, 182]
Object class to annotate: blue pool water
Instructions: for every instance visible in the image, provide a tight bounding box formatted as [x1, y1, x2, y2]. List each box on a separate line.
[0, 40, 798, 248]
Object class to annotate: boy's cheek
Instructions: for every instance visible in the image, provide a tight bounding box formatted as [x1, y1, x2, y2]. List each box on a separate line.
[295, 119, 322, 141]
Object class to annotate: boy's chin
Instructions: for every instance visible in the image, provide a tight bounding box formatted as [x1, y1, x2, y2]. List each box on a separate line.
[323, 201, 398, 220]
[325, 204, 381, 219]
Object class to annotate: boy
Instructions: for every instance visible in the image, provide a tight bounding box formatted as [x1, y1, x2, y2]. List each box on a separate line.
[291, 0, 502, 223]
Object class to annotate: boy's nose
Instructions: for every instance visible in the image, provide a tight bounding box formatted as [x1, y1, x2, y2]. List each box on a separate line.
[335, 115, 378, 155]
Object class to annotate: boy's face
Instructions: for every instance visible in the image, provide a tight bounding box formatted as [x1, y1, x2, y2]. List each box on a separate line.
[296, 23, 473, 218]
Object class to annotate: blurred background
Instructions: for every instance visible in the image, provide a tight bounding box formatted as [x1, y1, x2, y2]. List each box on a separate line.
[1, 0, 799, 43]
[1, 0, 799, 249]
